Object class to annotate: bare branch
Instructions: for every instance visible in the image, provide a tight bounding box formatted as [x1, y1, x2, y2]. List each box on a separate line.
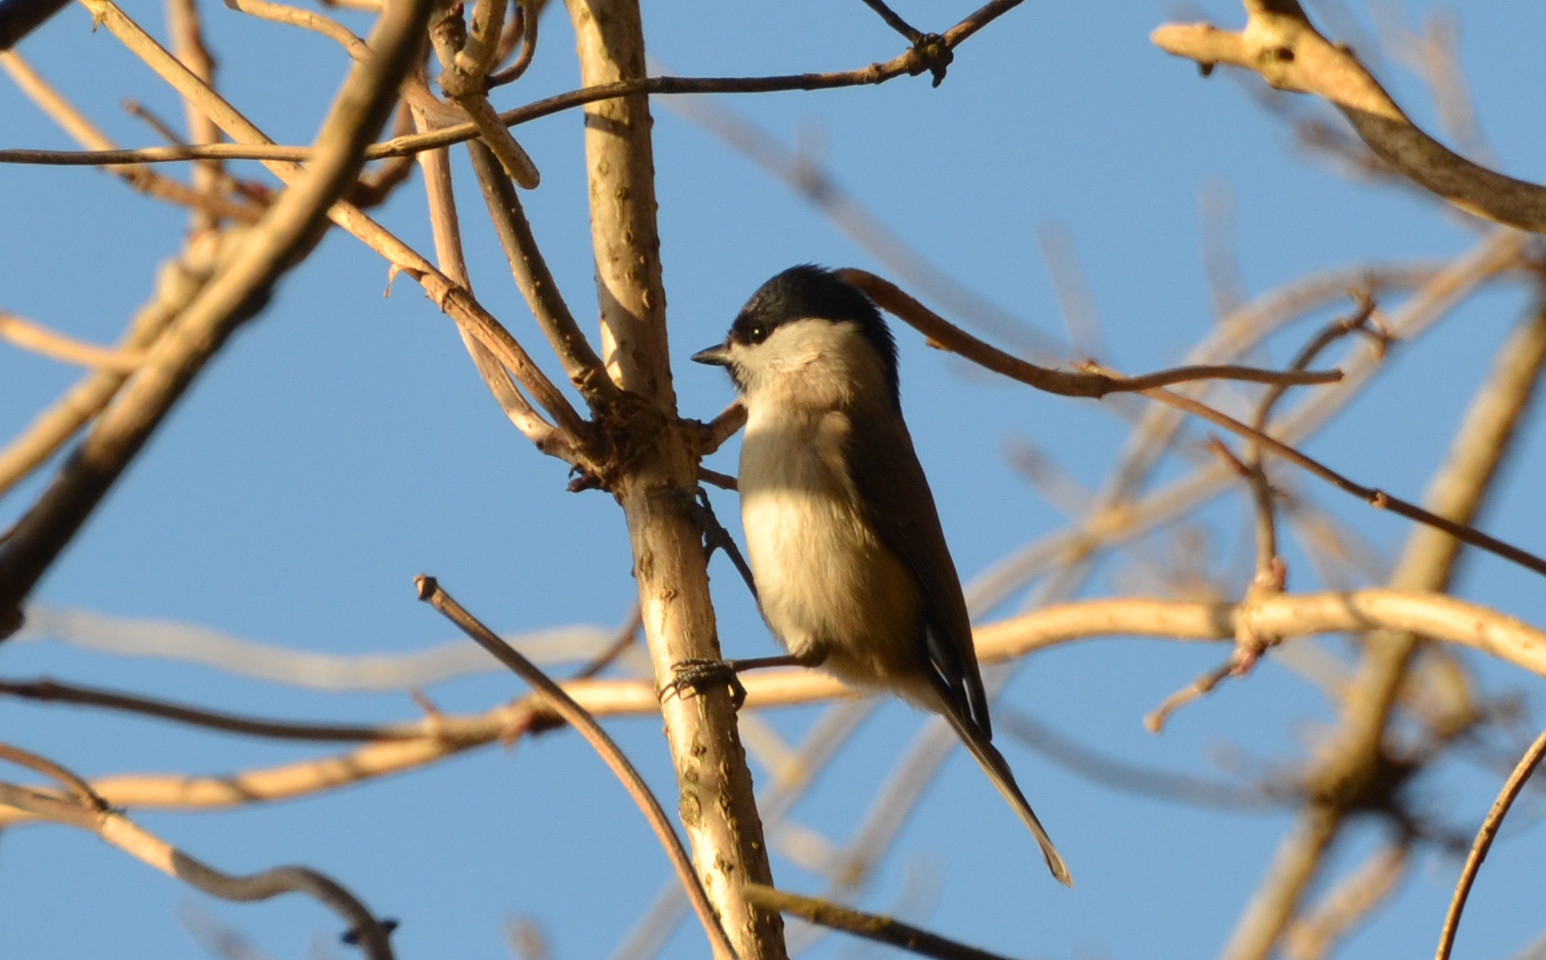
[1435, 726, 1546, 960]
[93, 0, 590, 451]
[1152, 2, 1546, 233]
[838, 268, 1342, 397]
[0, 677, 428, 741]
[0, 0, 1029, 167]
[842, 266, 1546, 582]
[0, 0, 439, 639]
[0, 758, 397, 958]
[0, 309, 145, 371]
[0, 232, 234, 495]
[165, 0, 223, 233]
[1285, 840, 1411, 960]
[415, 575, 737, 960]
[15, 603, 620, 689]
[564, 0, 783, 950]
[466, 139, 617, 406]
[0, 50, 262, 221]
[742, 883, 1017, 960]
[7, 589, 1546, 825]
[1222, 288, 1546, 960]
[486, 0, 538, 87]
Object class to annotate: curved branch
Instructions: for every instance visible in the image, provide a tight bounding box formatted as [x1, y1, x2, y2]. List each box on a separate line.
[0, 777, 396, 958]
[0, 232, 236, 496]
[0, 309, 145, 371]
[416, 575, 738, 960]
[742, 883, 1015, 960]
[1151, 1, 1546, 233]
[840, 267, 1546, 583]
[1435, 726, 1546, 960]
[0, 0, 1027, 168]
[5, 589, 1546, 824]
[74, 0, 592, 456]
[0, 677, 426, 741]
[838, 268, 1341, 398]
[0, 0, 439, 639]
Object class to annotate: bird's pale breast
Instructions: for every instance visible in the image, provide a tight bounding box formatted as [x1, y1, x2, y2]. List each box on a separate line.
[739, 405, 924, 692]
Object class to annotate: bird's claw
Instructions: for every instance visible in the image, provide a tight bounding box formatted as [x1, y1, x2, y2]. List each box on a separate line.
[662, 657, 747, 709]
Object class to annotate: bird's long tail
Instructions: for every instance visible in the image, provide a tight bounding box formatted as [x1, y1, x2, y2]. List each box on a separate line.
[943, 710, 1073, 886]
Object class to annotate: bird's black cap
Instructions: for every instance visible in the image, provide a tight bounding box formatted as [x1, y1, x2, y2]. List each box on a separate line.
[701, 265, 899, 406]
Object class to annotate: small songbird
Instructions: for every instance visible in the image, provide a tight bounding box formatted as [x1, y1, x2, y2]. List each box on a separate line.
[692, 265, 1071, 885]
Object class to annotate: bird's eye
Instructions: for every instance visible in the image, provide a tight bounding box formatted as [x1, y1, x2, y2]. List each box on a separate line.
[748, 324, 768, 344]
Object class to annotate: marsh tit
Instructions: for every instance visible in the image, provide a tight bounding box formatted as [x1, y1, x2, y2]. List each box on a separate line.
[692, 265, 1071, 886]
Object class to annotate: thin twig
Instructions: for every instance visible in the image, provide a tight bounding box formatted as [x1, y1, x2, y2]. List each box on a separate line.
[0, 739, 106, 808]
[693, 401, 747, 456]
[0, 0, 439, 639]
[742, 883, 1016, 960]
[839, 268, 1341, 397]
[1241, 293, 1383, 577]
[0, 677, 425, 741]
[0, 776, 397, 958]
[1434, 726, 1546, 960]
[225, 0, 370, 56]
[406, 84, 558, 444]
[414, 575, 738, 960]
[1145, 659, 1239, 733]
[1133, 379, 1546, 580]
[486, 0, 538, 87]
[465, 138, 615, 405]
[1038, 223, 1108, 361]
[571, 602, 643, 681]
[122, 97, 188, 147]
[0, 50, 261, 221]
[16, 603, 623, 689]
[79, 0, 592, 455]
[857, 0, 921, 43]
[1001, 711, 1276, 809]
[8, 589, 1546, 826]
[1286, 838, 1411, 960]
[692, 488, 758, 600]
[697, 466, 737, 490]
[0, 0, 1028, 167]
[165, 0, 223, 233]
[0, 310, 145, 371]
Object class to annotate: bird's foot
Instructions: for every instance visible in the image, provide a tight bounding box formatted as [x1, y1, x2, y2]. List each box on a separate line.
[661, 657, 748, 709]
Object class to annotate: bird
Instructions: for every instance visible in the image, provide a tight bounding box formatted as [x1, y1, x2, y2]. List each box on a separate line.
[691, 264, 1071, 886]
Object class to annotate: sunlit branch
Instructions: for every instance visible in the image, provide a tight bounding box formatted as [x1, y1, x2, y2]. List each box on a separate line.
[1152, 1, 1546, 233]
[415, 575, 738, 960]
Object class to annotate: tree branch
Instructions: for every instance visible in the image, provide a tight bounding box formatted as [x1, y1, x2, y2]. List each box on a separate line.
[1152, 1, 1546, 233]
[0, 0, 438, 639]
[563, 0, 781, 955]
[6, 589, 1546, 825]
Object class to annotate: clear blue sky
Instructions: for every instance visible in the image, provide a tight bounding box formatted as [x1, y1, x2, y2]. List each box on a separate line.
[4, 1, 1546, 958]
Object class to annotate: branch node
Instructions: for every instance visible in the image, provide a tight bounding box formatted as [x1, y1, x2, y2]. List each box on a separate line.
[909, 32, 952, 87]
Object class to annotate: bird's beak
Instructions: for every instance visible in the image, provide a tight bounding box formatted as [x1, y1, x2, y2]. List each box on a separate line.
[691, 342, 731, 367]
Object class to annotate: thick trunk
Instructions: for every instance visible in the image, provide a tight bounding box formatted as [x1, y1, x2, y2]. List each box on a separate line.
[565, 2, 786, 957]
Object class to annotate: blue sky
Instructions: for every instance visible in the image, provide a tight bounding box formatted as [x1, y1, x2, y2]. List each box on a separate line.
[4, 1, 1546, 958]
